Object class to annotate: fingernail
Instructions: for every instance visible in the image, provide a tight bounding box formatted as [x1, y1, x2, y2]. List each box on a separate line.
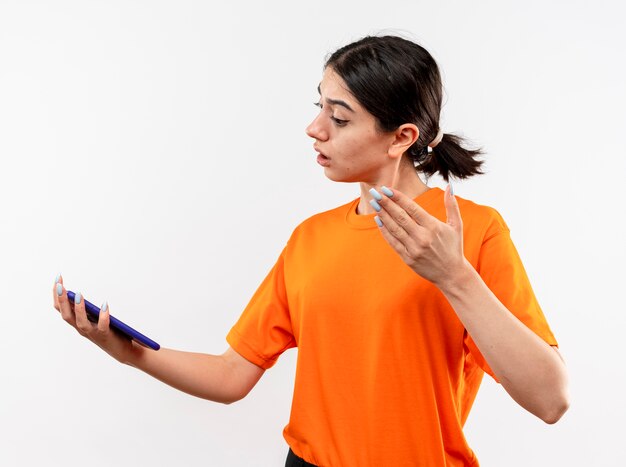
[74, 292, 82, 305]
[374, 215, 383, 228]
[369, 199, 381, 212]
[369, 188, 382, 201]
[56, 283, 63, 296]
[450, 181, 454, 196]
[381, 186, 393, 197]
[101, 301, 108, 313]
[55, 273, 61, 283]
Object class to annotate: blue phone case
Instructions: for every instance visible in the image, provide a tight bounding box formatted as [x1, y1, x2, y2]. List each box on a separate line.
[66, 290, 160, 350]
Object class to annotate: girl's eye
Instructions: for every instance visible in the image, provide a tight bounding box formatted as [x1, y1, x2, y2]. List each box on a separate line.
[331, 116, 349, 126]
[314, 101, 349, 126]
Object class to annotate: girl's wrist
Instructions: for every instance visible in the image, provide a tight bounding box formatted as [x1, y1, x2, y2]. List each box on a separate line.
[123, 340, 147, 367]
[436, 258, 477, 298]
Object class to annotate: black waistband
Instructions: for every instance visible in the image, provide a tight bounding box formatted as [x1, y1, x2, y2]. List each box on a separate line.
[285, 448, 318, 467]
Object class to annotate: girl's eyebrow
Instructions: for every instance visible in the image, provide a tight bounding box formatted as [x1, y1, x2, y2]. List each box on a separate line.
[317, 83, 355, 113]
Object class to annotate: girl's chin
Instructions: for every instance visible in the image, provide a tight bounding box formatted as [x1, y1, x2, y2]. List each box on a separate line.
[323, 169, 363, 184]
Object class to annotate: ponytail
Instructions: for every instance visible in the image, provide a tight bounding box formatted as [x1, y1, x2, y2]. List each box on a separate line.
[409, 133, 484, 182]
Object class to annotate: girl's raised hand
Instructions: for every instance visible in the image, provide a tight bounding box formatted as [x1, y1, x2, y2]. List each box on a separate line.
[371, 185, 469, 289]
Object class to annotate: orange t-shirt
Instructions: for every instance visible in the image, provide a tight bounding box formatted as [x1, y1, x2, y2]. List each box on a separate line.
[227, 187, 557, 467]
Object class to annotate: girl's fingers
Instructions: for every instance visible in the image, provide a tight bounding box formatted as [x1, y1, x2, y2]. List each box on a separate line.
[376, 187, 437, 229]
[53, 275, 109, 341]
[52, 273, 64, 312]
[52, 277, 130, 362]
[376, 216, 409, 257]
[52, 283, 60, 312]
[56, 282, 77, 327]
[378, 208, 417, 247]
[72, 291, 93, 336]
[444, 183, 463, 232]
[376, 199, 423, 240]
[97, 302, 110, 333]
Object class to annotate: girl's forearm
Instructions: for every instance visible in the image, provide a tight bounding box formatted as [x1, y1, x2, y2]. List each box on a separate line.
[438, 260, 570, 423]
[124, 345, 261, 404]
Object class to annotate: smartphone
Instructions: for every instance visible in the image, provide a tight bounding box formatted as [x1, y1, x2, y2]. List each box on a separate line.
[66, 290, 160, 350]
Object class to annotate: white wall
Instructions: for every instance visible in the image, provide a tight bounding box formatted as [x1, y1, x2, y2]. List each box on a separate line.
[1, 1, 624, 465]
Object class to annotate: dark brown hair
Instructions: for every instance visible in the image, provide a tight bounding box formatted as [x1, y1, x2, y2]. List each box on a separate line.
[325, 35, 484, 182]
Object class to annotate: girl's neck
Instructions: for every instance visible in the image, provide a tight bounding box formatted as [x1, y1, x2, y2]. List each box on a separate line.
[356, 162, 429, 215]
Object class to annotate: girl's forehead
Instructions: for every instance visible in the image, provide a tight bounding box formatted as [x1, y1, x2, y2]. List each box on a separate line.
[320, 69, 347, 94]
[319, 69, 360, 108]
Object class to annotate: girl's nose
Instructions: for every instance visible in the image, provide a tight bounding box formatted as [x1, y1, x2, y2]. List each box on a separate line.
[305, 115, 329, 141]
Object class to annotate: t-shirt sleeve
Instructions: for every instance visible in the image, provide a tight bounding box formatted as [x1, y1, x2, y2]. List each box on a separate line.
[464, 210, 558, 381]
[226, 246, 295, 370]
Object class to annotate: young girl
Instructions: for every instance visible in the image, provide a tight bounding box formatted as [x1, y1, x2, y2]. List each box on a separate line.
[53, 35, 569, 466]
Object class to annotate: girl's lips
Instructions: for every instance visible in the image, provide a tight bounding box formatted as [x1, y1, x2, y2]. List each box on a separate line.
[316, 153, 331, 167]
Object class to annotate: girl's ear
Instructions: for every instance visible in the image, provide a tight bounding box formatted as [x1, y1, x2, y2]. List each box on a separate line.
[388, 124, 419, 158]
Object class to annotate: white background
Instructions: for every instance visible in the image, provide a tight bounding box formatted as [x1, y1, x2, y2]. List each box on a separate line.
[1, 1, 624, 466]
